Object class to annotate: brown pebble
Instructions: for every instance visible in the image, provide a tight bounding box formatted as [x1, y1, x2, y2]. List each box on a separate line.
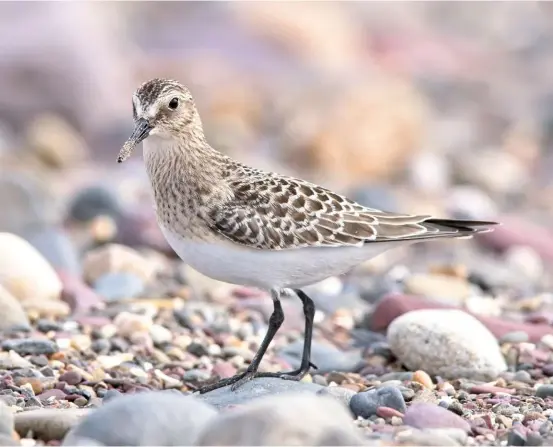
[59, 371, 83, 386]
[413, 370, 434, 389]
[74, 397, 88, 407]
[376, 406, 404, 418]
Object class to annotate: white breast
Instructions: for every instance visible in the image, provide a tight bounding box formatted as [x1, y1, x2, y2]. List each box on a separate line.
[159, 225, 403, 290]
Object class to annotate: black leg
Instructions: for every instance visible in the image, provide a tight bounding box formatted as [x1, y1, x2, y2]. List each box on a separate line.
[198, 289, 285, 393]
[239, 289, 316, 382]
[288, 289, 316, 376]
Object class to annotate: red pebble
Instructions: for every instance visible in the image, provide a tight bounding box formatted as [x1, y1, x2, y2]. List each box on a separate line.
[376, 406, 404, 418]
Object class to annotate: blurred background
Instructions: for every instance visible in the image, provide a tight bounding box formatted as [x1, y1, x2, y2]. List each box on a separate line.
[1, 1, 553, 298]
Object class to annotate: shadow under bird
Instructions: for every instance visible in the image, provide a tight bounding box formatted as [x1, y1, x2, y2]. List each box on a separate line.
[117, 78, 499, 393]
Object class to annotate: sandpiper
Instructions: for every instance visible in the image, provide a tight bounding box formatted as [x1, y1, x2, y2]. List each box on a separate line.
[118, 78, 498, 393]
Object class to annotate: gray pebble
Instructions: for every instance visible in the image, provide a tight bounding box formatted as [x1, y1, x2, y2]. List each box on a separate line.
[2, 339, 58, 355]
[349, 386, 406, 418]
[536, 385, 553, 399]
[102, 389, 122, 402]
[317, 386, 356, 408]
[499, 331, 530, 345]
[197, 377, 323, 410]
[513, 370, 533, 383]
[196, 393, 366, 446]
[508, 429, 527, 446]
[62, 392, 216, 446]
[93, 272, 144, 302]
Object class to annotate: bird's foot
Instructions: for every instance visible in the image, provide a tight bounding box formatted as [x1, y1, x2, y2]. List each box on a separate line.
[197, 362, 318, 394]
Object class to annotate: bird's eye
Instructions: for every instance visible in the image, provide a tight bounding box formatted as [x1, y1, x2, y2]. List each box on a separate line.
[168, 98, 179, 110]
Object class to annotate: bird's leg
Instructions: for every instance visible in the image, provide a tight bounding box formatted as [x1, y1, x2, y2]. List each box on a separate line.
[250, 288, 316, 381]
[197, 289, 285, 393]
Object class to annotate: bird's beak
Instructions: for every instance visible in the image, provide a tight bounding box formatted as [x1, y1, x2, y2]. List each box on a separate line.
[117, 118, 152, 163]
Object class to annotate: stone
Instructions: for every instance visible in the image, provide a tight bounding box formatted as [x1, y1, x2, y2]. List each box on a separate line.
[0, 351, 32, 369]
[349, 386, 406, 418]
[22, 226, 81, 276]
[371, 294, 553, 342]
[404, 274, 472, 305]
[93, 272, 145, 302]
[113, 312, 152, 338]
[0, 232, 62, 303]
[499, 331, 530, 344]
[149, 324, 172, 345]
[83, 243, 157, 284]
[536, 385, 553, 399]
[197, 377, 324, 410]
[15, 409, 90, 441]
[1, 339, 58, 356]
[413, 370, 434, 389]
[196, 393, 366, 445]
[59, 371, 83, 386]
[387, 309, 507, 380]
[0, 286, 29, 332]
[37, 389, 67, 401]
[62, 392, 216, 446]
[403, 403, 471, 433]
[397, 427, 467, 446]
[58, 271, 102, 316]
[316, 386, 356, 408]
[0, 401, 14, 436]
[68, 186, 122, 223]
[277, 341, 363, 374]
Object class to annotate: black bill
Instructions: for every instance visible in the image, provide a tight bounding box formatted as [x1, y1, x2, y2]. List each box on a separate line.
[117, 118, 152, 163]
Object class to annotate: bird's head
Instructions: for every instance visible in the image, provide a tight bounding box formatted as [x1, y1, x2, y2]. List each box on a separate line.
[118, 78, 200, 163]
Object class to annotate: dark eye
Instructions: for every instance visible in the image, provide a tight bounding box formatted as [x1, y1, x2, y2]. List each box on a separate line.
[168, 98, 179, 110]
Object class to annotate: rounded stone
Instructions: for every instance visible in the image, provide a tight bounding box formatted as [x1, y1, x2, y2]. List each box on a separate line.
[387, 309, 507, 381]
[0, 232, 62, 302]
[349, 386, 406, 419]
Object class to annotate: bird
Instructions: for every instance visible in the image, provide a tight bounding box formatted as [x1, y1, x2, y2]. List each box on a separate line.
[117, 78, 499, 393]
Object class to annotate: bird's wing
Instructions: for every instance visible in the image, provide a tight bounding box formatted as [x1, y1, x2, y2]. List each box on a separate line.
[207, 172, 496, 250]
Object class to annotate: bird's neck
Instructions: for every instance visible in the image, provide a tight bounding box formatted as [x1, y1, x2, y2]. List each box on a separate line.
[143, 130, 232, 220]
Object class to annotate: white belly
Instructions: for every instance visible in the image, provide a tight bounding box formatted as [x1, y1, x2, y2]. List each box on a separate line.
[160, 225, 402, 290]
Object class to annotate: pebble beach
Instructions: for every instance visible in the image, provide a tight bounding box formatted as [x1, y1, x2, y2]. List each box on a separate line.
[2, 2, 553, 446]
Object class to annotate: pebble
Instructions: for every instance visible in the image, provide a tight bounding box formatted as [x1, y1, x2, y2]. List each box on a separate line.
[1, 339, 58, 356]
[349, 386, 406, 418]
[58, 371, 82, 386]
[536, 385, 553, 398]
[197, 377, 324, 410]
[0, 402, 14, 436]
[404, 403, 471, 433]
[93, 272, 145, 302]
[499, 330, 530, 344]
[196, 394, 366, 445]
[541, 334, 553, 351]
[68, 186, 122, 223]
[404, 273, 472, 305]
[413, 370, 434, 389]
[316, 386, 356, 407]
[278, 341, 363, 374]
[387, 309, 507, 380]
[0, 232, 62, 302]
[113, 312, 152, 338]
[514, 370, 533, 383]
[23, 226, 81, 276]
[15, 409, 90, 441]
[83, 243, 157, 284]
[0, 286, 30, 332]
[62, 392, 216, 446]
[149, 324, 173, 345]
